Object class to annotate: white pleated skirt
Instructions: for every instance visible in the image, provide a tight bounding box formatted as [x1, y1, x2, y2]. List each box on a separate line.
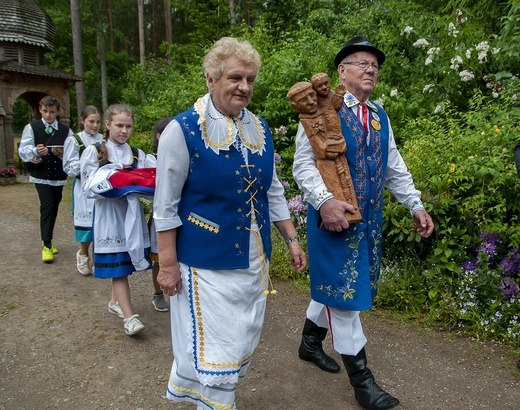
[166, 227, 268, 410]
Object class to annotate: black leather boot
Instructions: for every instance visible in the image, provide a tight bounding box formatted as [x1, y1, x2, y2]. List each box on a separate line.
[341, 348, 399, 410]
[298, 319, 341, 373]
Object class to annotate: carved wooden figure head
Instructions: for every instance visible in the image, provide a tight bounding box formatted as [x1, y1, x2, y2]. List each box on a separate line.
[286, 81, 318, 115]
[311, 73, 332, 98]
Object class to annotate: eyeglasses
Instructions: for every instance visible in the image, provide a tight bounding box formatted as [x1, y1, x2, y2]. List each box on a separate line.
[342, 60, 381, 72]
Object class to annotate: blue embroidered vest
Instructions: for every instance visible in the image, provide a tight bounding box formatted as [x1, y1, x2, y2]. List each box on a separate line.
[174, 109, 274, 270]
[306, 102, 389, 311]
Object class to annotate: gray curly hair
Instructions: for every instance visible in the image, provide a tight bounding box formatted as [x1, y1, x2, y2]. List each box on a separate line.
[203, 37, 261, 88]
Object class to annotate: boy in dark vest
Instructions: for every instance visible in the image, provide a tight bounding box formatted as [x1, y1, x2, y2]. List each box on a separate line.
[18, 96, 73, 262]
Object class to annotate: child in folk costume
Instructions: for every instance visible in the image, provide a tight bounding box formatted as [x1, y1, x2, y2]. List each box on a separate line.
[18, 96, 73, 262]
[63, 105, 103, 275]
[80, 104, 156, 336]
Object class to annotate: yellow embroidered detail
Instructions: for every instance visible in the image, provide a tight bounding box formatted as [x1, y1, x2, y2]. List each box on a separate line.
[235, 115, 264, 151]
[242, 176, 258, 192]
[192, 268, 254, 369]
[239, 164, 260, 219]
[168, 378, 234, 410]
[245, 226, 276, 295]
[202, 115, 234, 148]
[195, 98, 235, 148]
[194, 95, 266, 156]
[187, 213, 220, 233]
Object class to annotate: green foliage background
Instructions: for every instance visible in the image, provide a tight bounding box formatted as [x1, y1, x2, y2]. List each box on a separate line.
[32, 0, 520, 349]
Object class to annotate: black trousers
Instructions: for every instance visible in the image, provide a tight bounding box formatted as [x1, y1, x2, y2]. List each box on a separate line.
[35, 183, 64, 243]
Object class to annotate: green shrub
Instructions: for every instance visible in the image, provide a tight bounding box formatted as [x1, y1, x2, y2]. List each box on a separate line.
[129, 131, 154, 155]
[120, 0, 520, 348]
[269, 228, 309, 292]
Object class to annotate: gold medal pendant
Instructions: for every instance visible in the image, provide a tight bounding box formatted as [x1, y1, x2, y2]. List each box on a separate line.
[371, 119, 381, 131]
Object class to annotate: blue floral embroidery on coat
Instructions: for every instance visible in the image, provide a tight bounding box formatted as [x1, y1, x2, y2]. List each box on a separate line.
[316, 227, 365, 300]
[369, 223, 383, 290]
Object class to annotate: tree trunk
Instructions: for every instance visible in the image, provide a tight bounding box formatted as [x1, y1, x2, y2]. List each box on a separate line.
[164, 0, 172, 44]
[99, 28, 108, 114]
[244, 0, 252, 25]
[107, 0, 114, 52]
[138, 0, 145, 65]
[70, 0, 86, 123]
[152, 0, 157, 55]
[229, 0, 236, 24]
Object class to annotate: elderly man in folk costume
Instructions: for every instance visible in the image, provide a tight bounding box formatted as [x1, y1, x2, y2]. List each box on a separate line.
[292, 35, 434, 410]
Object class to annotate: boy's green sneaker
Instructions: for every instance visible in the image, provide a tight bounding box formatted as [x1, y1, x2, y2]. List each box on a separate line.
[42, 241, 58, 254]
[42, 246, 54, 263]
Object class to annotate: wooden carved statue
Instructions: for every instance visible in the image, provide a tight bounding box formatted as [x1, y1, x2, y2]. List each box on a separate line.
[287, 75, 362, 223]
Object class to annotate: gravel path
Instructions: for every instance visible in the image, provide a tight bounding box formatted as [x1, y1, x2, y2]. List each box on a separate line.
[1, 180, 519, 409]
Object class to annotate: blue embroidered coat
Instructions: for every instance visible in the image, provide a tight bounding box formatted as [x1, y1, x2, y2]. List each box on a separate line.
[307, 102, 389, 311]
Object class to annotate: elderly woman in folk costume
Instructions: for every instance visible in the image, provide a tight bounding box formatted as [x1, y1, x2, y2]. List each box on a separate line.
[153, 37, 306, 410]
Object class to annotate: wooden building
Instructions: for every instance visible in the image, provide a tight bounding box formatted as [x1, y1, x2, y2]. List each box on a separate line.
[0, 0, 80, 168]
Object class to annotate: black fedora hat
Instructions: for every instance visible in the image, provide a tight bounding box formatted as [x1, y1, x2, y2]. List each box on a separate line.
[334, 35, 386, 68]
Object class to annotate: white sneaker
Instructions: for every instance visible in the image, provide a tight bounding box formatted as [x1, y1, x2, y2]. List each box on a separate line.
[108, 301, 124, 318]
[123, 314, 144, 336]
[76, 251, 91, 275]
[89, 257, 95, 274]
[196, 404, 233, 410]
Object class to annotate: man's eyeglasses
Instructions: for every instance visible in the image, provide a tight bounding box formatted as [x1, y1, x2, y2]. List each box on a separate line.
[342, 61, 381, 72]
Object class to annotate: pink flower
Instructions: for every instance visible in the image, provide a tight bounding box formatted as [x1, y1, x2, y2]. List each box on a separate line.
[0, 167, 17, 177]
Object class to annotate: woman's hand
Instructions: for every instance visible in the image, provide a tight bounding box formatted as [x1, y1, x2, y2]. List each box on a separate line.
[288, 242, 307, 271]
[272, 220, 307, 271]
[158, 262, 183, 296]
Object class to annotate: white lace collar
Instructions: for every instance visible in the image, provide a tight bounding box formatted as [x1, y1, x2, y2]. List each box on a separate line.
[194, 93, 266, 156]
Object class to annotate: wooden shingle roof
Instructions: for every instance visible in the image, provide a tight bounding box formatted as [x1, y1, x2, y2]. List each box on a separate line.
[0, 60, 81, 81]
[0, 0, 56, 51]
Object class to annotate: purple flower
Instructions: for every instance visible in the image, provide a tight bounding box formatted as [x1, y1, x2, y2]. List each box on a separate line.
[274, 153, 282, 163]
[498, 278, 520, 299]
[478, 232, 500, 256]
[499, 249, 520, 277]
[281, 180, 290, 189]
[287, 195, 305, 216]
[461, 258, 478, 272]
